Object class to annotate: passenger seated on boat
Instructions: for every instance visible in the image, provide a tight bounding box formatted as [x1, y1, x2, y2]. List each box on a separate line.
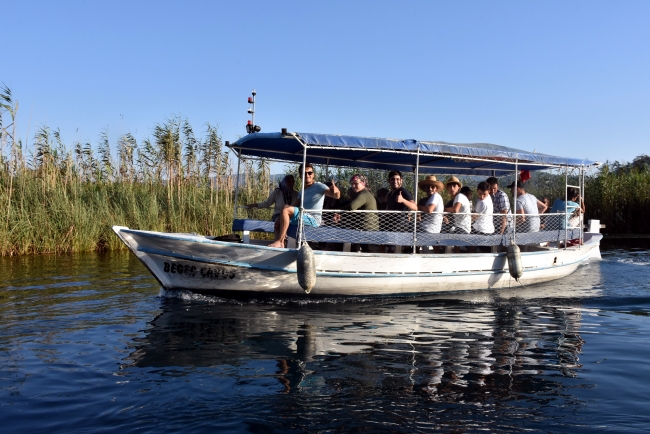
[416, 175, 444, 234]
[472, 182, 495, 235]
[386, 170, 417, 253]
[549, 187, 581, 229]
[246, 175, 298, 221]
[460, 186, 473, 212]
[375, 188, 389, 210]
[443, 176, 471, 234]
[486, 176, 511, 234]
[386, 170, 418, 219]
[507, 180, 546, 233]
[268, 163, 340, 248]
[332, 174, 379, 252]
[335, 174, 379, 231]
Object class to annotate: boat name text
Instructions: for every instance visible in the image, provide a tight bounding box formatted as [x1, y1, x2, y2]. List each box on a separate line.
[163, 262, 236, 279]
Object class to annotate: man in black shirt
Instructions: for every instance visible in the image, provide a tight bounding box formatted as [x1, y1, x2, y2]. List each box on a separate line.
[384, 171, 417, 253]
[386, 170, 415, 211]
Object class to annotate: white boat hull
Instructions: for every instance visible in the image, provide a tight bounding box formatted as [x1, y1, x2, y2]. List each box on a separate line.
[113, 226, 601, 296]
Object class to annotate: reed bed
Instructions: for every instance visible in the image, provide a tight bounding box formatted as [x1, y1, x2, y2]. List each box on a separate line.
[1, 86, 647, 256]
[0, 87, 274, 255]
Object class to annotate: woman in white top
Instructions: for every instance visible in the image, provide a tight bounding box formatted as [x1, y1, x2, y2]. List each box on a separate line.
[246, 175, 299, 221]
[417, 175, 445, 233]
[472, 182, 495, 234]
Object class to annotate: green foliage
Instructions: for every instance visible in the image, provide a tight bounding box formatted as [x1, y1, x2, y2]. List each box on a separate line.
[584, 164, 650, 233]
[1, 84, 648, 256]
[0, 89, 274, 255]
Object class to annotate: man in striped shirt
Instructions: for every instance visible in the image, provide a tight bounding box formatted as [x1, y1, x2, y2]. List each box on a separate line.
[486, 177, 510, 234]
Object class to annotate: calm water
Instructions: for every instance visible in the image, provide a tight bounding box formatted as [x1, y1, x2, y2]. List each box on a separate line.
[1, 242, 649, 433]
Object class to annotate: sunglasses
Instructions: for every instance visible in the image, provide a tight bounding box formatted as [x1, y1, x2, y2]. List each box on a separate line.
[303, 171, 314, 176]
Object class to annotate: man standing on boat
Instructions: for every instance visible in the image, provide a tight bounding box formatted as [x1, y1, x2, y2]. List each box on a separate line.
[507, 180, 547, 232]
[486, 177, 510, 234]
[268, 163, 340, 248]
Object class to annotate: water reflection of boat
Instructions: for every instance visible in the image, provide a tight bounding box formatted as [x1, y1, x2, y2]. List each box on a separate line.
[125, 265, 601, 396]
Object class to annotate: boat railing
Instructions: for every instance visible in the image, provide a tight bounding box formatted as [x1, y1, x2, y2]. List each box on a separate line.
[298, 209, 583, 247]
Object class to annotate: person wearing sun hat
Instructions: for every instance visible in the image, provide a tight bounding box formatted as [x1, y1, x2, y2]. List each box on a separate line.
[417, 175, 445, 233]
[444, 176, 471, 234]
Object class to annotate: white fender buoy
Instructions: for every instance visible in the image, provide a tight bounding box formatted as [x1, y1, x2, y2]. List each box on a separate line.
[506, 244, 523, 282]
[297, 242, 316, 294]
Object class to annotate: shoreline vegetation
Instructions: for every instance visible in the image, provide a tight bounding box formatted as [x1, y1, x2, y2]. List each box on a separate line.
[1, 86, 649, 256]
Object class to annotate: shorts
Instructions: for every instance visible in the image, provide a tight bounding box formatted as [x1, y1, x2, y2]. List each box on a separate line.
[289, 207, 318, 227]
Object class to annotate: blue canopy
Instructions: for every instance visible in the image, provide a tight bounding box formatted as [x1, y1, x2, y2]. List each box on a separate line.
[229, 132, 596, 176]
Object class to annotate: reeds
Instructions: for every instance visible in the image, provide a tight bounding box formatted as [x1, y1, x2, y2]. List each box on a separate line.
[0, 89, 274, 255]
[1, 85, 647, 256]
[584, 164, 650, 234]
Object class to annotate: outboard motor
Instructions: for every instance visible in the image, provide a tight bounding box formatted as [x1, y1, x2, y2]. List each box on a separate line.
[297, 242, 316, 294]
[507, 243, 523, 282]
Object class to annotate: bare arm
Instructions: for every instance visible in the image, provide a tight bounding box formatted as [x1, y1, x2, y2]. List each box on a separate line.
[396, 191, 418, 211]
[536, 199, 547, 214]
[324, 180, 340, 199]
[247, 189, 278, 209]
[515, 206, 526, 224]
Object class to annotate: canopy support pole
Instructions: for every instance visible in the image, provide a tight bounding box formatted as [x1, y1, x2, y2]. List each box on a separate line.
[233, 150, 242, 222]
[298, 141, 308, 247]
[563, 166, 569, 250]
[412, 145, 420, 253]
[513, 160, 518, 245]
[580, 165, 585, 248]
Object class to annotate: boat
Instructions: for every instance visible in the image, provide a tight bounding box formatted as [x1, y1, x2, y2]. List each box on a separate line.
[113, 129, 603, 297]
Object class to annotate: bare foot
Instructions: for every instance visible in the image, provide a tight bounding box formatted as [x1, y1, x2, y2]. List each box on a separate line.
[268, 241, 285, 248]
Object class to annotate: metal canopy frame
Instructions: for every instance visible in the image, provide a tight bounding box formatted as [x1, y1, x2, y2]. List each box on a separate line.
[229, 131, 594, 252]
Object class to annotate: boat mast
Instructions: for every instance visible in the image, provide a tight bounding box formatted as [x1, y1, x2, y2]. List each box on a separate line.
[246, 90, 257, 133]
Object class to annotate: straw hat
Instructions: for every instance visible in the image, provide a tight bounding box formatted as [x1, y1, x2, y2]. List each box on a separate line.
[418, 175, 444, 191]
[445, 176, 462, 188]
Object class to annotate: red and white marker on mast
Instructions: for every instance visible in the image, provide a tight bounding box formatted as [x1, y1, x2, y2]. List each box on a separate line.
[245, 90, 260, 134]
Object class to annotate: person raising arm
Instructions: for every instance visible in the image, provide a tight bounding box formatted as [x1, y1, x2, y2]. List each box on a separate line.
[268, 163, 340, 248]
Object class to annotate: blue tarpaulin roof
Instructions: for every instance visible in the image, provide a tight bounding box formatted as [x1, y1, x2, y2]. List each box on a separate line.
[229, 132, 596, 176]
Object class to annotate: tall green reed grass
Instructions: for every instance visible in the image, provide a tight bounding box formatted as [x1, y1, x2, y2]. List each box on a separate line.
[1, 85, 648, 256]
[0, 87, 274, 255]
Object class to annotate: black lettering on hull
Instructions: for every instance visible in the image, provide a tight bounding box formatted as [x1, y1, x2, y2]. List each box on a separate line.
[163, 262, 236, 280]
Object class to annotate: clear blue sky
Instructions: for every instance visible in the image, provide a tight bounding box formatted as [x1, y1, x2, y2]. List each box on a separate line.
[3, 0, 649, 167]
